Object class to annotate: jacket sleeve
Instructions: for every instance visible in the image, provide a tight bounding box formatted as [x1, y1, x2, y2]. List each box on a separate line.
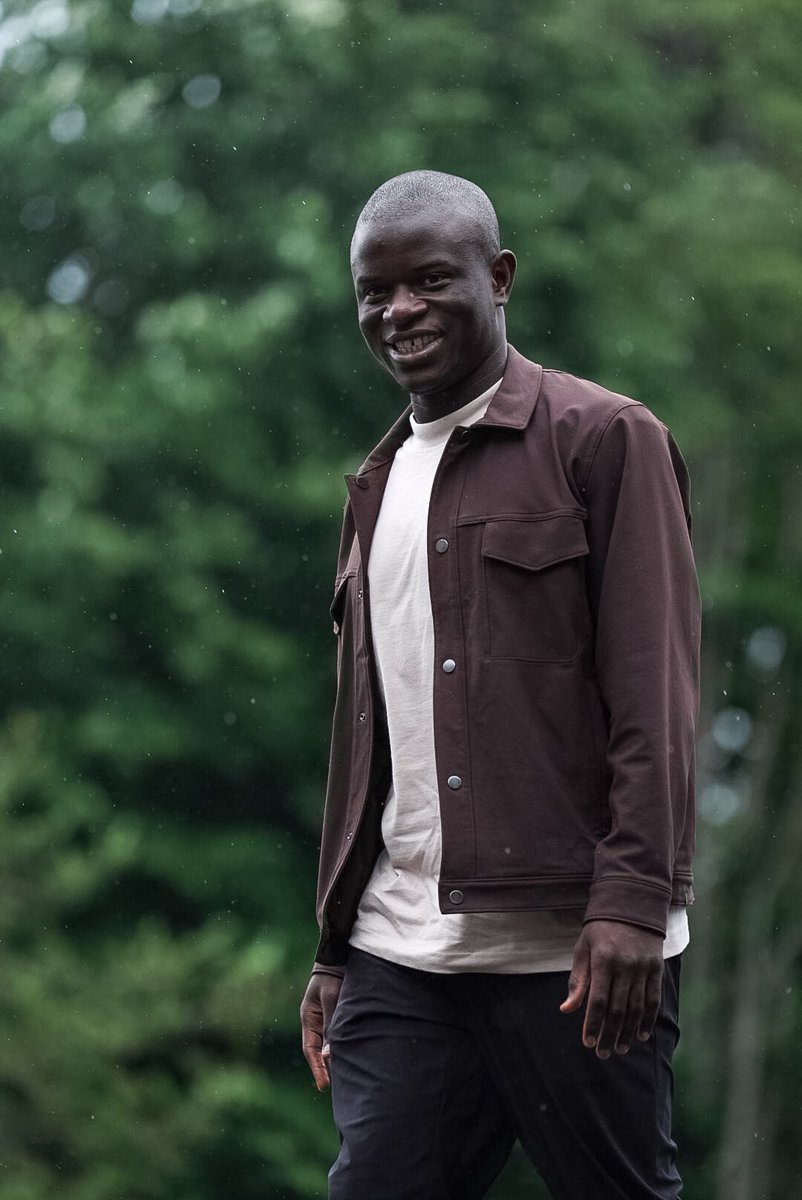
[581, 403, 701, 936]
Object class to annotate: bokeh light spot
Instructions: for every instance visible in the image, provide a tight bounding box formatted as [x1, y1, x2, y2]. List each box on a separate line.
[38, 486, 75, 524]
[182, 73, 221, 109]
[745, 626, 786, 676]
[131, 0, 168, 24]
[143, 178, 184, 215]
[711, 707, 753, 755]
[20, 194, 56, 231]
[30, 0, 70, 38]
[46, 257, 91, 304]
[700, 782, 745, 826]
[10, 40, 47, 73]
[49, 104, 86, 143]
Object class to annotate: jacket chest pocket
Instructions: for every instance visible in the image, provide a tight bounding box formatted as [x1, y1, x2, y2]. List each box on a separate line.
[481, 514, 591, 662]
[330, 573, 352, 636]
[330, 569, 361, 637]
[330, 539, 363, 636]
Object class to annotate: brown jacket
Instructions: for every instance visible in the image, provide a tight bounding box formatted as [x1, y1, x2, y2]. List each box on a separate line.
[314, 346, 700, 966]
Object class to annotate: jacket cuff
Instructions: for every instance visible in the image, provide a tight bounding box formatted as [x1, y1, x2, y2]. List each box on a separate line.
[584, 877, 672, 937]
[311, 963, 347, 980]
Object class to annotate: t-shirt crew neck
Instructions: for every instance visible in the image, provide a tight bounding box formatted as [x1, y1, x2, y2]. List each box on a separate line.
[407, 387, 494, 443]
[348, 378, 689, 972]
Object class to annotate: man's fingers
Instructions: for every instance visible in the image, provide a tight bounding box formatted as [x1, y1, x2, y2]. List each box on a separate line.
[594, 974, 632, 1058]
[616, 976, 646, 1054]
[638, 961, 664, 1041]
[322, 997, 339, 1040]
[301, 1027, 331, 1092]
[581, 968, 612, 1050]
[300, 1003, 329, 1089]
[571, 921, 665, 1056]
[300, 971, 344, 1092]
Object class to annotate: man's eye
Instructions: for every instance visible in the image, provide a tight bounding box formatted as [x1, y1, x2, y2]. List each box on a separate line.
[422, 274, 447, 287]
[362, 285, 386, 299]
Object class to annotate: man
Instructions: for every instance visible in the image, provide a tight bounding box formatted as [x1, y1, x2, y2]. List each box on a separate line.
[300, 170, 700, 1200]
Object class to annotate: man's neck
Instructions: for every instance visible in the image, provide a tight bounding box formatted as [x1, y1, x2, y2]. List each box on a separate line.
[409, 342, 508, 424]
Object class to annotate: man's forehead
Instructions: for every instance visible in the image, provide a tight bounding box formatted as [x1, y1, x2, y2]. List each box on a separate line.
[350, 207, 480, 269]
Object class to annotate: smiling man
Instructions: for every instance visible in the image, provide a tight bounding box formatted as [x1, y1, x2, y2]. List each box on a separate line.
[300, 171, 701, 1200]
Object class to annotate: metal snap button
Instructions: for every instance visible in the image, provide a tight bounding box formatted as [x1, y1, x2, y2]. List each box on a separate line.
[447, 775, 462, 790]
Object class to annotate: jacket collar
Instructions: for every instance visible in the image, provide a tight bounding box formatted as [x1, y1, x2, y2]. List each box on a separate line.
[350, 343, 543, 479]
[475, 344, 543, 430]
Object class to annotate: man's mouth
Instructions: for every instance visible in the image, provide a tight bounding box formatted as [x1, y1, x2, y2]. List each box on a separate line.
[386, 332, 442, 361]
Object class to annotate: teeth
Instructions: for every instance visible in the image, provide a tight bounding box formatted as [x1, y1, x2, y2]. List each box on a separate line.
[394, 334, 439, 355]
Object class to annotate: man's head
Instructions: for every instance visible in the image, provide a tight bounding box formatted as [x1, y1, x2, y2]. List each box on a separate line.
[352, 171, 502, 261]
[350, 171, 516, 412]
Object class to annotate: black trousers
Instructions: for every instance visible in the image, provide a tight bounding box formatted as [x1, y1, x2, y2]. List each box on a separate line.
[327, 949, 682, 1200]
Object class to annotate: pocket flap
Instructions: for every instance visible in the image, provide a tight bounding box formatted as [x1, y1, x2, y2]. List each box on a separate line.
[482, 515, 588, 571]
[329, 573, 354, 633]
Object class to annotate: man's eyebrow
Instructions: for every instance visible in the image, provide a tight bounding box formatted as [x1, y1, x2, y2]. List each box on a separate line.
[353, 258, 459, 288]
[355, 259, 454, 281]
[413, 259, 455, 272]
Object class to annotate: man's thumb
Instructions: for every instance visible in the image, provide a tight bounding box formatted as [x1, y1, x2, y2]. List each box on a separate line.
[560, 939, 590, 1013]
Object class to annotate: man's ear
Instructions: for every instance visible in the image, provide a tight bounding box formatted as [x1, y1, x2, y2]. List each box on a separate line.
[491, 249, 517, 306]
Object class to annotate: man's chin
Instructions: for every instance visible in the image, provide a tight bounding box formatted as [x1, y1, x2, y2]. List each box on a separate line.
[385, 361, 455, 396]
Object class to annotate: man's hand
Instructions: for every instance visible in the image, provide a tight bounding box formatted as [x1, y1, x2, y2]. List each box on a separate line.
[560, 920, 663, 1059]
[300, 970, 344, 1091]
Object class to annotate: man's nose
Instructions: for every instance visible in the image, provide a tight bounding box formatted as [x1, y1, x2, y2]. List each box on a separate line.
[383, 286, 426, 325]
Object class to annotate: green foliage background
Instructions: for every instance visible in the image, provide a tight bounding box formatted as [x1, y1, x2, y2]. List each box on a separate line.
[1, 0, 800, 1196]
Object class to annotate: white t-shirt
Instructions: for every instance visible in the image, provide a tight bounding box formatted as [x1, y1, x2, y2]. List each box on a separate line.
[348, 384, 689, 972]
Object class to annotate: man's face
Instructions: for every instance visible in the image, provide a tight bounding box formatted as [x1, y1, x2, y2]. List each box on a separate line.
[350, 209, 511, 396]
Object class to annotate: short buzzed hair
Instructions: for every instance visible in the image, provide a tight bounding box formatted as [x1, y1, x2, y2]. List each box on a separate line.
[353, 170, 501, 260]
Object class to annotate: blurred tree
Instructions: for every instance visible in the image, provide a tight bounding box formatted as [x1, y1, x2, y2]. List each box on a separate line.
[0, 0, 800, 1196]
